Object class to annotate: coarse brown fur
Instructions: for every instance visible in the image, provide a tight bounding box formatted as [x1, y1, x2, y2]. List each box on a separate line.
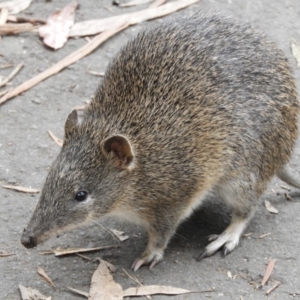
[21, 11, 300, 270]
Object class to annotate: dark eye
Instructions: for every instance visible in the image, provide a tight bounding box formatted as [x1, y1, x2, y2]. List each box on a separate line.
[75, 191, 88, 201]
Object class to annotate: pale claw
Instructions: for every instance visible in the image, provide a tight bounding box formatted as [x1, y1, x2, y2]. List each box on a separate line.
[131, 250, 164, 272]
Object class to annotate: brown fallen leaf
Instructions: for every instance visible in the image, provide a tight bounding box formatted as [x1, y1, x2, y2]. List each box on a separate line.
[19, 284, 49, 300]
[39, 1, 78, 50]
[37, 267, 56, 288]
[53, 245, 119, 256]
[110, 228, 129, 242]
[0, 62, 24, 88]
[266, 281, 281, 295]
[261, 259, 276, 286]
[69, 0, 199, 37]
[88, 259, 123, 300]
[67, 287, 89, 298]
[0, 24, 128, 105]
[0, 0, 32, 15]
[115, 0, 154, 7]
[123, 268, 151, 299]
[264, 200, 279, 214]
[47, 130, 63, 147]
[96, 258, 117, 273]
[123, 285, 194, 297]
[291, 40, 300, 68]
[2, 185, 39, 194]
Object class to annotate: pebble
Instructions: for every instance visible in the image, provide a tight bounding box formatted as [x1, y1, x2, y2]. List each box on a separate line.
[32, 99, 41, 104]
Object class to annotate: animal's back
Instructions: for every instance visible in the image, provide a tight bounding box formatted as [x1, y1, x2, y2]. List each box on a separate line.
[90, 12, 299, 183]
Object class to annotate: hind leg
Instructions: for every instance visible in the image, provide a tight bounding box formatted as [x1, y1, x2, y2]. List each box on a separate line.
[197, 177, 262, 260]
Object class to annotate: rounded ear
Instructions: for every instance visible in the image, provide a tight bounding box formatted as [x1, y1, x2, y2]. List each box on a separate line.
[101, 135, 135, 169]
[64, 110, 78, 139]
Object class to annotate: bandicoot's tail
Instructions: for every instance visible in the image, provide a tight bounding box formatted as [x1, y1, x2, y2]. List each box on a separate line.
[277, 166, 300, 189]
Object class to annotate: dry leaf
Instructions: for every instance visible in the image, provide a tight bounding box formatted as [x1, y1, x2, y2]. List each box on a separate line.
[39, 1, 77, 50]
[67, 287, 89, 298]
[0, 0, 32, 15]
[2, 185, 39, 194]
[19, 285, 49, 300]
[123, 285, 193, 297]
[291, 40, 300, 67]
[69, 0, 199, 37]
[227, 271, 232, 279]
[115, 0, 154, 7]
[110, 229, 129, 242]
[96, 259, 117, 273]
[0, 7, 9, 25]
[47, 130, 63, 147]
[53, 245, 119, 256]
[88, 260, 123, 300]
[264, 200, 279, 214]
[261, 259, 276, 286]
[0, 24, 128, 105]
[0, 63, 24, 88]
[37, 267, 56, 288]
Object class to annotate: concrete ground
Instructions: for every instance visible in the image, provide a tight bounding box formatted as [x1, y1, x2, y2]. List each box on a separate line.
[1, 0, 300, 299]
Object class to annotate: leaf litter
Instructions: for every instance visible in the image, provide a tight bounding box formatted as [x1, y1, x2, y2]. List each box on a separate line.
[264, 200, 279, 214]
[39, 1, 78, 50]
[261, 259, 276, 286]
[2, 185, 39, 193]
[67, 260, 203, 299]
[19, 284, 50, 300]
[51, 245, 119, 256]
[69, 0, 199, 37]
[0, 0, 32, 15]
[291, 39, 300, 67]
[37, 267, 56, 288]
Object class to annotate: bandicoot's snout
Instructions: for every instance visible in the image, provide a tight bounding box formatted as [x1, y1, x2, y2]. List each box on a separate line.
[21, 229, 37, 248]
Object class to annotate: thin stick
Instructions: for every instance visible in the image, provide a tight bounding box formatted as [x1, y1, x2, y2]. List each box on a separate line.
[7, 15, 46, 24]
[0, 23, 38, 34]
[123, 268, 151, 300]
[266, 282, 281, 295]
[0, 63, 24, 88]
[75, 253, 91, 261]
[0, 23, 128, 105]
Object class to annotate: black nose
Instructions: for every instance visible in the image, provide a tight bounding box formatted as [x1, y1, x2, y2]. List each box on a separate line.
[21, 230, 37, 248]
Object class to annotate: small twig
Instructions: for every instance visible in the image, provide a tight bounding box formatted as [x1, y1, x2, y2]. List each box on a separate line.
[0, 64, 14, 69]
[258, 233, 272, 239]
[0, 63, 24, 88]
[266, 281, 281, 295]
[0, 252, 16, 257]
[91, 220, 121, 244]
[75, 253, 91, 261]
[7, 15, 46, 24]
[123, 268, 151, 300]
[86, 69, 105, 77]
[280, 185, 291, 191]
[285, 193, 292, 201]
[47, 130, 63, 147]
[0, 24, 128, 105]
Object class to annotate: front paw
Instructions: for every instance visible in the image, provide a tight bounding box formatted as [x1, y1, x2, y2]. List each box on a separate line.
[131, 249, 164, 272]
